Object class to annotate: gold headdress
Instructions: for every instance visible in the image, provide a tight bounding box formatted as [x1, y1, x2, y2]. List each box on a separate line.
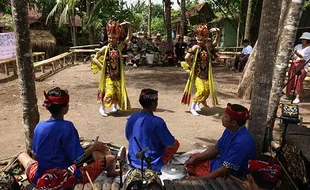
[107, 20, 121, 37]
[196, 24, 209, 39]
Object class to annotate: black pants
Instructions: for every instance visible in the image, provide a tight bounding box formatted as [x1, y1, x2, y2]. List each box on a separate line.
[234, 55, 248, 72]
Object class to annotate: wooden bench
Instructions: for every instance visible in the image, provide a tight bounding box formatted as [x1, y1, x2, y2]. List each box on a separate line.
[0, 52, 46, 76]
[33, 52, 73, 74]
[70, 49, 97, 62]
[217, 51, 241, 67]
[0, 57, 17, 75]
[70, 44, 100, 62]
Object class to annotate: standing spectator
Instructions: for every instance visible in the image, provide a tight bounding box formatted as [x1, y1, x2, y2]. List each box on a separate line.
[231, 39, 253, 72]
[286, 32, 310, 104]
[174, 36, 187, 66]
[98, 27, 108, 47]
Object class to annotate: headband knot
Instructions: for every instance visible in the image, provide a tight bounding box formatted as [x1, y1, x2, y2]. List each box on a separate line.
[43, 91, 69, 109]
[225, 103, 251, 120]
[139, 92, 158, 100]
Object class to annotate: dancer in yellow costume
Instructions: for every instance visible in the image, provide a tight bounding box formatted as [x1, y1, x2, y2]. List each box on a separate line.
[181, 25, 220, 116]
[92, 21, 132, 117]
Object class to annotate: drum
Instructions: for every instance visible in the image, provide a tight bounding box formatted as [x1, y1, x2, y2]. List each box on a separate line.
[124, 168, 163, 190]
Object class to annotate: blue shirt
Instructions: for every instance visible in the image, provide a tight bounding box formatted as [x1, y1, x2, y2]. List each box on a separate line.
[32, 118, 84, 183]
[210, 126, 256, 177]
[125, 111, 175, 171]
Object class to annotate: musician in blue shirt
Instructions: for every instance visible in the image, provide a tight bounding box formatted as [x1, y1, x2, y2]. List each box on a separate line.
[185, 103, 256, 178]
[126, 89, 180, 171]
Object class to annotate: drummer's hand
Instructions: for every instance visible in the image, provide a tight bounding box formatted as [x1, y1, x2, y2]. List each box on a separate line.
[92, 141, 109, 152]
[242, 181, 250, 190]
[184, 157, 196, 166]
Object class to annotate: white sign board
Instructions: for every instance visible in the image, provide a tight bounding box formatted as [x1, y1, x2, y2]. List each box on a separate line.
[0, 32, 16, 60]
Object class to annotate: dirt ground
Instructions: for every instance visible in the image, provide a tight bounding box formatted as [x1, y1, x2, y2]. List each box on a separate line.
[1, 62, 310, 161]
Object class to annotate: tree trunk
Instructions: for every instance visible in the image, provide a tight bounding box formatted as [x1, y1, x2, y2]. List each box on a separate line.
[165, 0, 173, 54]
[148, 0, 152, 38]
[248, 0, 282, 155]
[237, 43, 257, 99]
[11, 0, 40, 154]
[86, 0, 94, 44]
[244, 0, 253, 40]
[265, 0, 305, 151]
[238, 0, 290, 100]
[180, 0, 186, 37]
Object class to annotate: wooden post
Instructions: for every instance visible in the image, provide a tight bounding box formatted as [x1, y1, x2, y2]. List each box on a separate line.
[12, 61, 17, 75]
[51, 62, 55, 72]
[41, 65, 45, 73]
[71, 53, 74, 64]
[4, 63, 9, 75]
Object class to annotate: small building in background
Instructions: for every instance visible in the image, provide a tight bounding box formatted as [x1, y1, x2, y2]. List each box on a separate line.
[172, 2, 216, 37]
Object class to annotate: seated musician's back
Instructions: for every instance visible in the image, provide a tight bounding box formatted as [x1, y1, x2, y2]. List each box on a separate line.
[125, 89, 179, 171]
[18, 87, 116, 189]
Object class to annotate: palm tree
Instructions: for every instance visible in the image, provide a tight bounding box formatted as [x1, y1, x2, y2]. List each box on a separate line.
[46, 0, 78, 46]
[11, 0, 40, 154]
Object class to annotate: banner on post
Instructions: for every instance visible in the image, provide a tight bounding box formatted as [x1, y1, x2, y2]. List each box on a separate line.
[0, 32, 16, 60]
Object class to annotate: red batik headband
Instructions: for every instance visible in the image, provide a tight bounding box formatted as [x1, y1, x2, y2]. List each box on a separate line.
[43, 91, 69, 109]
[248, 159, 281, 182]
[225, 103, 251, 120]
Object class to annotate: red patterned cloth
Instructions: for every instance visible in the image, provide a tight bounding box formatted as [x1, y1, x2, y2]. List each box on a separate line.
[26, 160, 105, 189]
[185, 153, 210, 177]
[162, 140, 180, 164]
[286, 60, 307, 95]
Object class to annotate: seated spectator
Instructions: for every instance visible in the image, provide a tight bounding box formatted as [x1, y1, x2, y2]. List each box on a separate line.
[185, 103, 256, 178]
[18, 87, 118, 189]
[231, 39, 253, 72]
[127, 36, 142, 67]
[125, 89, 179, 172]
[243, 155, 281, 190]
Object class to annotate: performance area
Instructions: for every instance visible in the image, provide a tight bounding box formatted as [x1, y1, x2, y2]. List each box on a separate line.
[1, 61, 310, 189]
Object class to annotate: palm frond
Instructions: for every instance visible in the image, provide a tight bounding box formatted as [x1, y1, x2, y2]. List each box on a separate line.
[46, 3, 59, 24]
[59, 4, 69, 27]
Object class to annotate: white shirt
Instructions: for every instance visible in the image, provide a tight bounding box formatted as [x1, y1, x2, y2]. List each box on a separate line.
[241, 45, 253, 55]
[294, 44, 310, 71]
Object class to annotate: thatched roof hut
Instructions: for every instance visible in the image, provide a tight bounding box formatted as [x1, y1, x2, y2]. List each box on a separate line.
[30, 30, 56, 58]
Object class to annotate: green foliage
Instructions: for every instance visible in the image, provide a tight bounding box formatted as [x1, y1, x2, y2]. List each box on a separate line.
[1, 14, 13, 30]
[151, 17, 165, 36]
[304, 0, 310, 9]
[0, 0, 11, 14]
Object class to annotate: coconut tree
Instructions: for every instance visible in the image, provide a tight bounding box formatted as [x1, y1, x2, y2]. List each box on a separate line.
[247, 0, 282, 155]
[11, 0, 40, 154]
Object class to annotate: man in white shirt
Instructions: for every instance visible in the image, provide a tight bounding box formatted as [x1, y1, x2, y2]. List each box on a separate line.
[231, 39, 253, 72]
